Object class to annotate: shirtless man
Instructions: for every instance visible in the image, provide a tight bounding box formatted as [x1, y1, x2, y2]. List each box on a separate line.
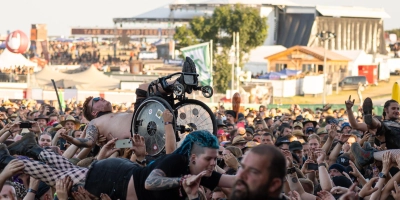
[58, 57, 197, 155]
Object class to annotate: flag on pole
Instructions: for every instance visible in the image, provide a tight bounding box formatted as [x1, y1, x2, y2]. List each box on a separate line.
[181, 42, 212, 86]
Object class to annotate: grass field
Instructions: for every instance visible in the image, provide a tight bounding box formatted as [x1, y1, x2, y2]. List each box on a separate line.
[276, 76, 398, 105]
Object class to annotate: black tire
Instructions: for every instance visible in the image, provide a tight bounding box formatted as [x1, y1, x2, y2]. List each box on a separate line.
[174, 99, 217, 136]
[132, 96, 175, 156]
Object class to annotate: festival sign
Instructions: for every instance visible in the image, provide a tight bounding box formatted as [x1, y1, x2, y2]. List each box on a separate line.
[71, 28, 175, 36]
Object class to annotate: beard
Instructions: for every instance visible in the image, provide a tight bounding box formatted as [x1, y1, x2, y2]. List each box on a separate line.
[230, 179, 272, 200]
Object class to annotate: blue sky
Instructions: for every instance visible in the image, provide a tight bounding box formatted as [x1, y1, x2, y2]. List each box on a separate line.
[0, 0, 398, 36]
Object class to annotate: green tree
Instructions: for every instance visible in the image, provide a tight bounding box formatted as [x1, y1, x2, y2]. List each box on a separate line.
[174, 4, 268, 92]
[118, 33, 130, 48]
[387, 29, 400, 38]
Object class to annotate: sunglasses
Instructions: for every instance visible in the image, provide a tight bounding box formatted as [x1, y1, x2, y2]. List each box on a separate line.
[91, 97, 101, 113]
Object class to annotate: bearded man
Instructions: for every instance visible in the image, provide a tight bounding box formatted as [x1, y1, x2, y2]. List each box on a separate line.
[231, 145, 287, 200]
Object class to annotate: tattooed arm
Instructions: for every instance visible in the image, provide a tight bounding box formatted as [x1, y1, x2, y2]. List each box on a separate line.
[145, 169, 181, 191]
[61, 122, 98, 148]
[286, 168, 316, 200]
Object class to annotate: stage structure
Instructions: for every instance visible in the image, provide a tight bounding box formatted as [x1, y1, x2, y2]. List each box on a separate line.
[110, 0, 390, 58]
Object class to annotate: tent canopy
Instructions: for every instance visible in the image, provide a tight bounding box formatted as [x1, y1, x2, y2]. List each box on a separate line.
[258, 72, 287, 80]
[279, 69, 301, 76]
[35, 66, 120, 90]
[0, 49, 38, 69]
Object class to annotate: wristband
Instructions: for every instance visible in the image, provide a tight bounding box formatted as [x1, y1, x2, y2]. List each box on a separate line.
[164, 122, 173, 125]
[318, 163, 327, 168]
[381, 141, 386, 144]
[28, 188, 37, 194]
[136, 158, 146, 165]
[287, 167, 296, 174]
[339, 141, 345, 145]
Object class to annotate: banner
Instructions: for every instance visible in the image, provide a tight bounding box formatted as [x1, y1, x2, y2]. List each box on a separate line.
[181, 42, 212, 86]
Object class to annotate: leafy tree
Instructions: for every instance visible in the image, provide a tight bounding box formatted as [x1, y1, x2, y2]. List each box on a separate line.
[213, 49, 232, 92]
[118, 33, 130, 48]
[387, 29, 400, 39]
[174, 4, 268, 92]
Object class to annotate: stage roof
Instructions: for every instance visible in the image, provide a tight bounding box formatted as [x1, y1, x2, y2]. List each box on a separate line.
[113, 2, 390, 24]
[316, 5, 390, 19]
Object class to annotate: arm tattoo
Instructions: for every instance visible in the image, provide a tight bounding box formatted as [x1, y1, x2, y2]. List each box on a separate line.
[75, 124, 98, 148]
[291, 177, 298, 183]
[145, 169, 180, 191]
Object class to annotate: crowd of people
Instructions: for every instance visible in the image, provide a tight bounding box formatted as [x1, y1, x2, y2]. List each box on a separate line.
[45, 40, 158, 66]
[0, 58, 399, 200]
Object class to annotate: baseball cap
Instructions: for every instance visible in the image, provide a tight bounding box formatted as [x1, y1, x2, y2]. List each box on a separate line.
[329, 163, 346, 174]
[275, 136, 291, 147]
[293, 121, 303, 129]
[305, 127, 315, 134]
[316, 127, 327, 135]
[289, 141, 303, 151]
[336, 155, 350, 167]
[341, 122, 352, 131]
[295, 115, 304, 122]
[245, 128, 254, 135]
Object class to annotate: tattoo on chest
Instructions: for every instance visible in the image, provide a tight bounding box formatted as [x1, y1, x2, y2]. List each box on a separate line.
[291, 177, 298, 183]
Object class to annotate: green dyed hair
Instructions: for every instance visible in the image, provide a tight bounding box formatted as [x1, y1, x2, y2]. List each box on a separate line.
[174, 130, 219, 157]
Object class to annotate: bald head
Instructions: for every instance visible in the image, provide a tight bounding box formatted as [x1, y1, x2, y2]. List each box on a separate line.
[250, 144, 286, 180]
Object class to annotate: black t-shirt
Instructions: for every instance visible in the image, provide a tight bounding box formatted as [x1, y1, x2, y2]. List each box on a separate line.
[133, 154, 222, 200]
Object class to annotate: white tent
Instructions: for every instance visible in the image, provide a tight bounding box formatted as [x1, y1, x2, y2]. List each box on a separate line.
[69, 66, 120, 90]
[0, 49, 37, 69]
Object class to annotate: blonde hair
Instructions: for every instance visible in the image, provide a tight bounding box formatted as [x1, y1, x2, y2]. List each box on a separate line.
[307, 134, 320, 144]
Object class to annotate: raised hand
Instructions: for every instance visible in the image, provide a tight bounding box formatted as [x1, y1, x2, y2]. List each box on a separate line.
[131, 134, 146, 158]
[97, 138, 119, 160]
[301, 159, 316, 174]
[391, 181, 400, 199]
[330, 186, 348, 195]
[282, 150, 293, 168]
[345, 95, 355, 110]
[183, 171, 207, 198]
[348, 161, 362, 179]
[0, 160, 24, 179]
[223, 152, 239, 170]
[382, 151, 392, 175]
[288, 191, 301, 200]
[339, 134, 352, 144]
[317, 190, 335, 200]
[56, 176, 73, 200]
[162, 109, 174, 124]
[358, 177, 379, 198]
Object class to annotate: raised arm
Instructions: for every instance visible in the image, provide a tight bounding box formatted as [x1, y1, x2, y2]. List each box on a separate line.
[345, 95, 368, 132]
[145, 169, 181, 190]
[61, 122, 98, 148]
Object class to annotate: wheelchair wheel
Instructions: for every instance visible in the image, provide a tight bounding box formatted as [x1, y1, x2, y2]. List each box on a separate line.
[174, 99, 217, 136]
[132, 96, 175, 156]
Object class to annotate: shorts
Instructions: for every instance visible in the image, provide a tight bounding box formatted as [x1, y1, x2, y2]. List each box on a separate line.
[84, 158, 140, 200]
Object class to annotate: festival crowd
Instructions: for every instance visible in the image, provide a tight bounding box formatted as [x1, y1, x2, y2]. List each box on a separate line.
[0, 60, 399, 199]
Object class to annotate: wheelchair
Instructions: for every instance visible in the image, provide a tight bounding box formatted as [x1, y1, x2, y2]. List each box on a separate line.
[131, 63, 216, 156]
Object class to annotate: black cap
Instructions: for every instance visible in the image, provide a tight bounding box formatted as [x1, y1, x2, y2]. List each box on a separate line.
[225, 110, 237, 118]
[275, 136, 291, 147]
[295, 115, 304, 122]
[337, 155, 350, 166]
[245, 128, 254, 135]
[289, 141, 303, 151]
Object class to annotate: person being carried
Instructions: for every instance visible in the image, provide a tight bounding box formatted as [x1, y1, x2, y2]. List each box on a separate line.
[53, 57, 198, 156]
[346, 96, 400, 168]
